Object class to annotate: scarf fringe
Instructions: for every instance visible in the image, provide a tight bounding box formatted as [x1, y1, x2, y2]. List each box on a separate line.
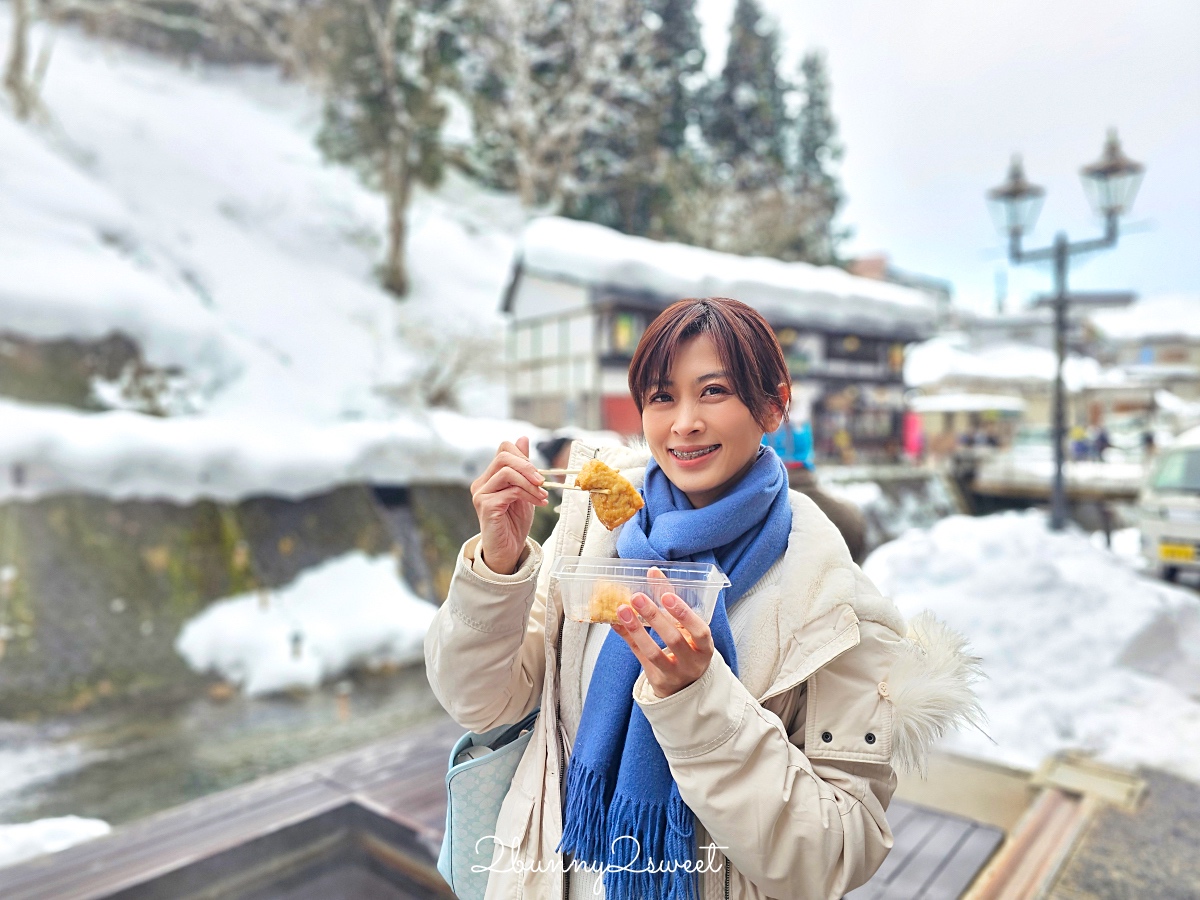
[557, 757, 611, 862]
[602, 790, 699, 900]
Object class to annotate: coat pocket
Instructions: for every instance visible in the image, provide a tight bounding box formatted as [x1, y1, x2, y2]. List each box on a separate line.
[804, 626, 896, 766]
[492, 779, 537, 849]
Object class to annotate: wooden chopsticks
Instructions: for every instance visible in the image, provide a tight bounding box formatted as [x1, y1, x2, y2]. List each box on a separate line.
[536, 469, 608, 494]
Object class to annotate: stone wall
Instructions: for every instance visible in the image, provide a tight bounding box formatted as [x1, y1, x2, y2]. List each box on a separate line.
[0, 483, 476, 716]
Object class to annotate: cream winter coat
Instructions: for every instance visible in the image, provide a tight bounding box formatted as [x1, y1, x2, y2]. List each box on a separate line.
[425, 441, 982, 900]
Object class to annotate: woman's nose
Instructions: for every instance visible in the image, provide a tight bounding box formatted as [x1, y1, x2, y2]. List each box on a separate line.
[672, 402, 703, 435]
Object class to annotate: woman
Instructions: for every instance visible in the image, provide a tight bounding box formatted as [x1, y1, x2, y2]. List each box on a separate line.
[425, 298, 982, 900]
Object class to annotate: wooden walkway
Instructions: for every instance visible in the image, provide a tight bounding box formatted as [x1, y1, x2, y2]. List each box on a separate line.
[847, 800, 1004, 900]
[0, 716, 466, 900]
[0, 713, 1002, 899]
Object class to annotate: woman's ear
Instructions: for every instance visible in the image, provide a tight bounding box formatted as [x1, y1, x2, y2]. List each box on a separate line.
[765, 382, 790, 433]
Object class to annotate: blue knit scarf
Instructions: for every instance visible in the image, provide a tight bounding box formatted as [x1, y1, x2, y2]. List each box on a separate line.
[558, 445, 792, 900]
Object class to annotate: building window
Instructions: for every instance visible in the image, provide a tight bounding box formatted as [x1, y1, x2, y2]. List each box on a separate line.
[608, 312, 645, 355]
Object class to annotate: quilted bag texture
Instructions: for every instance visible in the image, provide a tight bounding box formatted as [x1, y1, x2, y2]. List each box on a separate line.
[438, 709, 540, 899]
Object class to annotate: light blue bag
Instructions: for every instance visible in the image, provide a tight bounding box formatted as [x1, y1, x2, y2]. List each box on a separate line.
[438, 709, 540, 899]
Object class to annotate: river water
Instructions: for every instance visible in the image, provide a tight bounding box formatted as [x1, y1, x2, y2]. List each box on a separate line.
[0, 664, 448, 827]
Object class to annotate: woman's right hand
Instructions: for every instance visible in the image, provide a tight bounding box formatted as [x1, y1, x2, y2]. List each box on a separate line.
[470, 436, 549, 575]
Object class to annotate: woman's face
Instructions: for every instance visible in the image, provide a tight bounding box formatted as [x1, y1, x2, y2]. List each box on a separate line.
[642, 334, 782, 508]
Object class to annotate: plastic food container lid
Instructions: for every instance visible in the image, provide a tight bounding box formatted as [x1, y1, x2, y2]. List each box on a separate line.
[550, 557, 731, 625]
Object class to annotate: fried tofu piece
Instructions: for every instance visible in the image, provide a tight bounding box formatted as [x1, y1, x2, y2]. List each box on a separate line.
[576, 459, 644, 530]
[587, 581, 632, 624]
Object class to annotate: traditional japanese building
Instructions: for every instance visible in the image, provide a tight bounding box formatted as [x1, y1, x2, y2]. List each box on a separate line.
[502, 217, 940, 463]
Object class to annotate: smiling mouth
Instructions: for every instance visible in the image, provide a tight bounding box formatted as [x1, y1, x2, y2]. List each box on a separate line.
[670, 445, 720, 461]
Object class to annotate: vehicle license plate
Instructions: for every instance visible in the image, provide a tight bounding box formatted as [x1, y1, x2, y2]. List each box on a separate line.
[1159, 543, 1197, 563]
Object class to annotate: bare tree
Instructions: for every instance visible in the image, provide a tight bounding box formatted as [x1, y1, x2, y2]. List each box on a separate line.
[4, 0, 35, 119]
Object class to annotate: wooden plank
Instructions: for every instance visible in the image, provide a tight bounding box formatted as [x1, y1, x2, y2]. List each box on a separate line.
[0, 779, 350, 900]
[916, 823, 1005, 900]
[881, 815, 972, 898]
[862, 804, 946, 890]
[846, 802, 1003, 900]
[0, 715, 465, 899]
[843, 802, 924, 900]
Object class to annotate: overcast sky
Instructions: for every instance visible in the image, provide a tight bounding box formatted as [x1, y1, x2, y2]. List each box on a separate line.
[695, 0, 1200, 315]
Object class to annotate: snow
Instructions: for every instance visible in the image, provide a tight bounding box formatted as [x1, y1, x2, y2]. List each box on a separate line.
[1090, 293, 1200, 342]
[175, 551, 437, 696]
[1091, 527, 1144, 570]
[0, 741, 93, 807]
[974, 453, 1146, 496]
[0, 817, 111, 870]
[864, 510, 1200, 780]
[519, 216, 937, 330]
[905, 333, 1103, 391]
[908, 393, 1025, 414]
[0, 10, 537, 501]
[0, 400, 537, 502]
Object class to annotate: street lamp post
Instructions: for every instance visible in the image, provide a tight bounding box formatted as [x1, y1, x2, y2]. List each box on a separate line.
[986, 130, 1144, 531]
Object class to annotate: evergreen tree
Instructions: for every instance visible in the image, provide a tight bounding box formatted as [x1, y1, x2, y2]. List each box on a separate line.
[705, 0, 787, 187]
[560, 0, 706, 236]
[459, 0, 647, 210]
[316, 0, 460, 297]
[785, 49, 847, 264]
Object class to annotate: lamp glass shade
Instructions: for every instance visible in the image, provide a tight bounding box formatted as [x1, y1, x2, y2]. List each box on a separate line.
[1081, 130, 1144, 217]
[987, 156, 1045, 236]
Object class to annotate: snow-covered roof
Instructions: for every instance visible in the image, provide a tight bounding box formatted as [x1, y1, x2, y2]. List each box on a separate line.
[1089, 293, 1200, 342]
[909, 392, 1026, 413]
[905, 333, 1103, 391]
[518, 216, 938, 336]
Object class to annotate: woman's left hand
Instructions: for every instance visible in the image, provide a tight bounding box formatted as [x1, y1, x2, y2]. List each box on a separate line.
[612, 579, 714, 698]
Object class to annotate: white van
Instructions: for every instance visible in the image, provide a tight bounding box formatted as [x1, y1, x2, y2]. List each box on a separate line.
[1139, 425, 1200, 581]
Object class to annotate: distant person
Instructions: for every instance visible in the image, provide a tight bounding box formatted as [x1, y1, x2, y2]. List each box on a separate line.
[1142, 429, 1157, 459]
[1070, 426, 1090, 461]
[1094, 426, 1112, 461]
[763, 421, 867, 563]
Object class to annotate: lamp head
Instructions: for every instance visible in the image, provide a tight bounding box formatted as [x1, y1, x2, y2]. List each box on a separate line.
[987, 155, 1045, 238]
[1081, 129, 1144, 218]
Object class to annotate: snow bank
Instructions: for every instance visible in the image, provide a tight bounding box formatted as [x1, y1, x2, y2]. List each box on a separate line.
[175, 551, 437, 696]
[905, 333, 1102, 390]
[0, 12, 533, 501]
[520, 216, 936, 331]
[0, 741, 92, 807]
[0, 817, 110, 870]
[864, 510, 1200, 780]
[0, 400, 537, 502]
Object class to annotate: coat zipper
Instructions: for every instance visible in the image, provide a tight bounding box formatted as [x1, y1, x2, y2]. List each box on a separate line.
[557, 611, 569, 900]
[724, 856, 730, 900]
[560, 453, 596, 900]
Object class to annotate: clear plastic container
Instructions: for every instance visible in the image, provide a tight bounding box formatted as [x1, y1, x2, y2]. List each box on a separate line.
[550, 557, 731, 625]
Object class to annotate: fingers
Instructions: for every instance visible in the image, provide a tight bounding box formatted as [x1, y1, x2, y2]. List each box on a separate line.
[476, 465, 548, 509]
[614, 601, 675, 670]
[618, 593, 708, 654]
[471, 439, 545, 496]
[646, 566, 674, 605]
[632, 593, 709, 655]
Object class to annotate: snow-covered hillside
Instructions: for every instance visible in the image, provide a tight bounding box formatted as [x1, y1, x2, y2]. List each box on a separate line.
[864, 510, 1200, 782]
[0, 7, 538, 500]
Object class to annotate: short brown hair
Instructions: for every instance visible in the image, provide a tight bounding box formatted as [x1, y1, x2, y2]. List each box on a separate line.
[627, 297, 790, 431]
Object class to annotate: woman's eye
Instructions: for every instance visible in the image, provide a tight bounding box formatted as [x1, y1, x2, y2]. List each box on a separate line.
[648, 392, 672, 404]
[702, 385, 728, 397]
